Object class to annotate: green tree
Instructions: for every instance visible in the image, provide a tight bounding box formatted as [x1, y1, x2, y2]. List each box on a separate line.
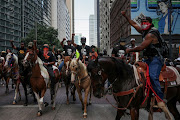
[22, 24, 62, 50]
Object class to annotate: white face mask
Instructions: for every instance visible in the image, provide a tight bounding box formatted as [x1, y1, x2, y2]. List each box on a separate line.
[118, 50, 125, 57]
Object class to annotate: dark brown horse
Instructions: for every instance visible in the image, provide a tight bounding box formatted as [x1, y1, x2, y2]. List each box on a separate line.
[23, 48, 60, 116]
[87, 57, 180, 120]
[61, 56, 76, 104]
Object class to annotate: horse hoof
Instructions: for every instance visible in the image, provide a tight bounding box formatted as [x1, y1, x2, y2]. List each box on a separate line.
[12, 101, 16, 105]
[66, 101, 69, 105]
[37, 111, 42, 116]
[44, 102, 49, 107]
[83, 115, 87, 118]
[89, 102, 91, 105]
[52, 107, 55, 110]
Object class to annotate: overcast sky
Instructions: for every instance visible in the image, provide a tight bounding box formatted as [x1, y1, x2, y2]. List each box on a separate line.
[74, 0, 94, 45]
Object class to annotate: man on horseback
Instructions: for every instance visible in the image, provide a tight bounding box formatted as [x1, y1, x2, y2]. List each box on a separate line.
[111, 39, 126, 60]
[38, 43, 56, 95]
[72, 34, 91, 64]
[121, 11, 172, 119]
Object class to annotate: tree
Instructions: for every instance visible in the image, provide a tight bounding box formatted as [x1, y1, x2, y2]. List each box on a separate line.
[22, 24, 62, 50]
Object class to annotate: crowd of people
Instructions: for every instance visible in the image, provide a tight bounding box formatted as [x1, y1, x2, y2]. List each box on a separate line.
[0, 10, 180, 119]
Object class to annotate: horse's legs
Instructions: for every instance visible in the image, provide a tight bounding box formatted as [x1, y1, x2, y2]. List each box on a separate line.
[13, 80, 21, 104]
[130, 107, 139, 120]
[115, 109, 124, 120]
[76, 87, 83, 109]
[167, 98, 180, 120]
[5, 77, 10, 94]
[88, 86, 92, 105]
[83, 88, 90, 118]
[66, 84, 69, 104]
[51, 82, 59, 110]
[22, 81, 28, 106]
[34, 92, 43, 116]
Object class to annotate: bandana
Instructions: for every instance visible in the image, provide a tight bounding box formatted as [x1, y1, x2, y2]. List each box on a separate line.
[43, 48, 50, 59]
[141, 22, 152, 31]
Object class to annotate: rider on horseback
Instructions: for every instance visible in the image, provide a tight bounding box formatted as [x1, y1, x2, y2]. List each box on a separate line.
[38, 43, 56, 95]
[122, 11, 172, 119]
[111, 39, 126, 60]
[72, 34, 91, 64]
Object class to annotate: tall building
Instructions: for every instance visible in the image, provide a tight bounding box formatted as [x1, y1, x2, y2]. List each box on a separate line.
[94, 0, 99, 47]
[0, 0, 43, 51]
[74, 33, 82, 45]
[66, 0, 75, 37]
[51, 0, 70, 41]
[89, 15, 95, 46]
[42, 0, 52, 26]
[99, 0, 114, 55]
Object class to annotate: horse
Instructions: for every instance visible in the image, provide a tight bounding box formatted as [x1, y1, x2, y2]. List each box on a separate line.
[4, 53, 21, 104]
[70, 58, 92, 118]
[23, 48, 60, 116]
[87, 57, 180, 120]
[61, 56, 76, 104]
[0, 57, 5, 86]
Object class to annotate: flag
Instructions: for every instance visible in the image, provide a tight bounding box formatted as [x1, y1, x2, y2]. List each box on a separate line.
[76, 49, 80, 59]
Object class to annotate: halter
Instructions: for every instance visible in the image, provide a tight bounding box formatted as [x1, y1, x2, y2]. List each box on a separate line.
[8, 54, 15, 67]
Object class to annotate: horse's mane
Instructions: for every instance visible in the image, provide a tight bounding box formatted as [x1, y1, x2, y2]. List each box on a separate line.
[71, 58, 87, 71]
[110, 57, 133, 79]
[6, 53, 18, 65]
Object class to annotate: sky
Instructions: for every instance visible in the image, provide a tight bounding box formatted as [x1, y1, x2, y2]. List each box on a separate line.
[74, 0, 94, 45]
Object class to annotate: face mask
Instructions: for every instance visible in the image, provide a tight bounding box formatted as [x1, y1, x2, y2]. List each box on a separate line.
[141, 22, 152, 31]
[43, 47, 49, 52]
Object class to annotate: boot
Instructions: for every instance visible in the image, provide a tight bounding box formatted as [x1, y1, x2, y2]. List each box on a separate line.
[157, 102, 172, 120]
[50, 80, 55, 95]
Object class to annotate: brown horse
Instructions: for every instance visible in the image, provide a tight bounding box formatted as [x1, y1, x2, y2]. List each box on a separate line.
[87, 57, 180, 120]
[61, 56, 76, 104]
[23, 48, 60, 116]
[4, 53, 21, 104]
[70, 58, 91, 118]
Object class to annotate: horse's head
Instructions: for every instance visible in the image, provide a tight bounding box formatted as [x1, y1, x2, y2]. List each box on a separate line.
[69, 58, 81, 83]
[4, 53, 18, 70]
[23, 49, 37, 67]
[87, 58, 107, 98]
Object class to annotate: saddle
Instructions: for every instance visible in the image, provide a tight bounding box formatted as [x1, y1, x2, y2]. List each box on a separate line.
[134, 62, 178, 97]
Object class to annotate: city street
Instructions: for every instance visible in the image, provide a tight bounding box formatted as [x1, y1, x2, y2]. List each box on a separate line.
[0, 83, 179, 120]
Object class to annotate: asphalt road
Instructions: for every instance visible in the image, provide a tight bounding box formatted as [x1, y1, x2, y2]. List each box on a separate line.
[0, 82, 179, 120]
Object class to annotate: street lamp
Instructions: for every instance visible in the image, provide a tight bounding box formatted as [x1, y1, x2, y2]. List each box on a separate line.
[35, 20, 43, 41]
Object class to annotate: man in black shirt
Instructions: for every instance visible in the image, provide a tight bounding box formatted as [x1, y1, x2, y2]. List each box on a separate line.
[111, 39, 126, 60]
[61, 38, 75, 57]
[72, 34, 91, 63]
[10, 40, 27, 75]
[38, 43, 56, 95]
[10, 40, 26, 55]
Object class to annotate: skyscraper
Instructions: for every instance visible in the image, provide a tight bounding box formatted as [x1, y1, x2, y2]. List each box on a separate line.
[0, 0, 43, 51]
[89, 15, 95, 46]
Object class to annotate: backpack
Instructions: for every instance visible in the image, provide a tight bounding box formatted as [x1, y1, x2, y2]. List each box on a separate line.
[149, 30, 169, 58]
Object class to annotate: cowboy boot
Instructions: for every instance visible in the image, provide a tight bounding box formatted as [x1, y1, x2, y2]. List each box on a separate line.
[50, 78, 55, 96]
[157, 102, 172, 120]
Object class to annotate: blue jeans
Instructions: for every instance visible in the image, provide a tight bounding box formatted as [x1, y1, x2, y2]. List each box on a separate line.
[144, 56, 164, 100]
[58, 61, 64, 71]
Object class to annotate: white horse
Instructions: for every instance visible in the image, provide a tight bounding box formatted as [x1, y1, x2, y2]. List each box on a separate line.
[4, 53, 21, 104]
